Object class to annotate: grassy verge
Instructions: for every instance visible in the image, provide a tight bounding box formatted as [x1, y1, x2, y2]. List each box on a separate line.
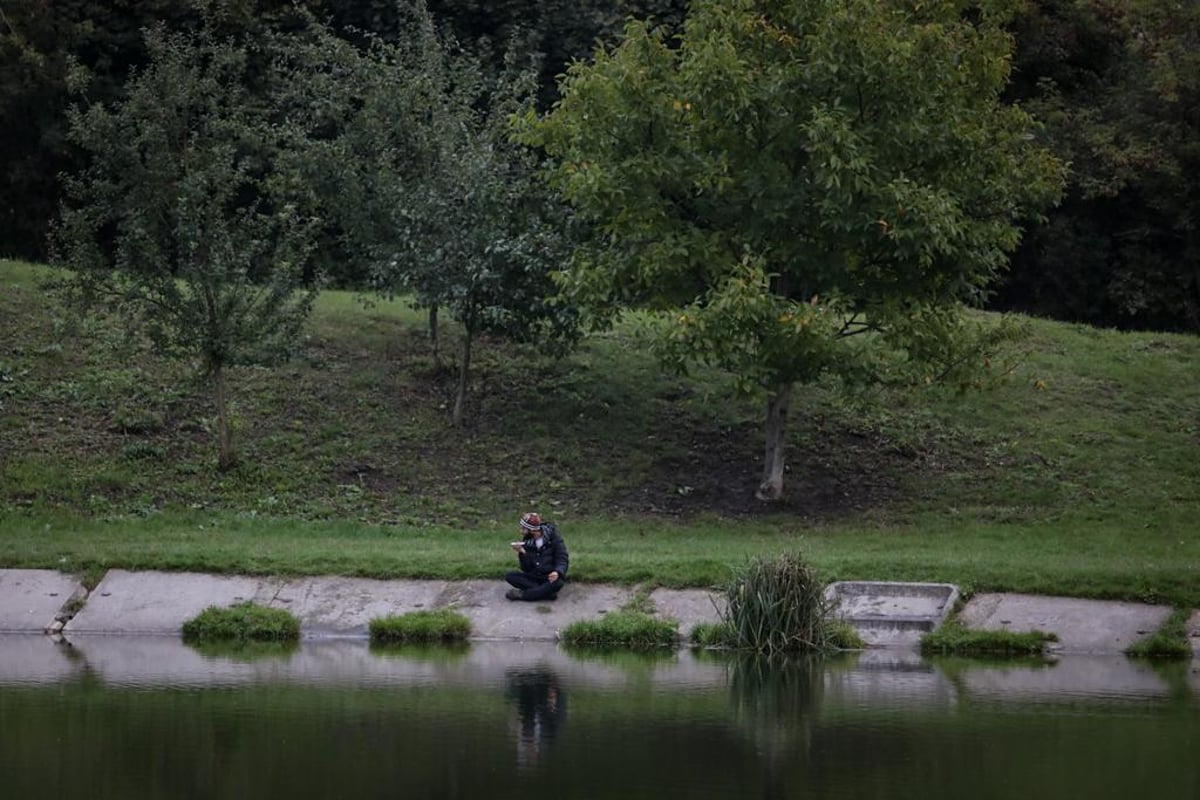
[920, 621, 1058, 657]
[3, 511, 1195, 605]
[368, 609, 471, 643]
[1124, 608, 1193, 659]
[181, 602, 301, 642]
[2, 259, 1199, 605]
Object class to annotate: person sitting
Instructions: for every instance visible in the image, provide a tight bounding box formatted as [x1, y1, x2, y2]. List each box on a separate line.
[505, 512, 569, 602]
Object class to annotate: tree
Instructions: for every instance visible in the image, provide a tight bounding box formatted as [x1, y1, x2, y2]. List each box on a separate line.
[388, 51, 577, 426]
[317, 2, 576, 425]
[52, 22, 320, 470]
[0, 0, 330, 261]
[519, 0, 1063, 500]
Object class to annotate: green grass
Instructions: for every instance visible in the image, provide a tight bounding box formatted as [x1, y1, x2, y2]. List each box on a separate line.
[920, 621, 1058, 657]
[562, 610, 680, 649]
[826, 621, 866, 650]
[181, 602, 301, 643]
[368, 609, 471, 643]
[690, 615, 864, 652]
[2, 258, 1199, 606]
[690, 621, 736, 648]
[1124, 608, 1193, 660]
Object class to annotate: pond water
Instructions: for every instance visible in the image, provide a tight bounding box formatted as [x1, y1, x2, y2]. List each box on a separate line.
[1, 636, 1196, 799]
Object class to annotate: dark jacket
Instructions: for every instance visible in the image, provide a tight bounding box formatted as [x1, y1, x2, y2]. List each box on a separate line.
[518, 524, 569, 580]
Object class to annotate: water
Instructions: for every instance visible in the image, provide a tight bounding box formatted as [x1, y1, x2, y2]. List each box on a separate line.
[1, 636, 1196, 799]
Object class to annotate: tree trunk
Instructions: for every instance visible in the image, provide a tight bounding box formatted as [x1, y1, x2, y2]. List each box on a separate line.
[755, 381, 793, 502]
[214, 363, 236, 472]
[428, 304, 440, 363]
[451, 324, 473, 427]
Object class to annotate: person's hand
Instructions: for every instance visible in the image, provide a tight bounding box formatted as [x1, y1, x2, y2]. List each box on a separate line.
[548, 571, 559, 583]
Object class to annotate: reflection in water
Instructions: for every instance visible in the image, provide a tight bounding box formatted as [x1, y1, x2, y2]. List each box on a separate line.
[506, 667, 567, 770]
[187, 639, 300, 663]
[0, 636, 1195, 800]
[368, 641, 471, 663]
[727, 654, 826, 800]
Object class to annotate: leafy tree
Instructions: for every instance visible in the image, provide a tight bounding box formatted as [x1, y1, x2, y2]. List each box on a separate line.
[401, 81, 577, 425]
[316, 2, 576, 425]
[52, 22, 320, 470]
[519, 0, 1063, 500]
[0, 0, 328, 261]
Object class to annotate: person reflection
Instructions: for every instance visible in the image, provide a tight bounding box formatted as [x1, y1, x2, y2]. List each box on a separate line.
[505, 667, 567, 769]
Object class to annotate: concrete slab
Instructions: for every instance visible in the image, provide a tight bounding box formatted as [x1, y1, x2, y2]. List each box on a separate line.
[66, 570, 282, 635]
[7, 567, 1179, 659]
[0, 569, 85, 633]
[454, 581, 635, 641]
[59, 571, 716, 641]
[269, 576, 449, 637]
[958, 593, 1172, 655]
[648, 588, 724, 635]
[826, 581, 958, 648]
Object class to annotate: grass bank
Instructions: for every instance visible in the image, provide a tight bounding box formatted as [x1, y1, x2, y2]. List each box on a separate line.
[2, 259, 1198, 605]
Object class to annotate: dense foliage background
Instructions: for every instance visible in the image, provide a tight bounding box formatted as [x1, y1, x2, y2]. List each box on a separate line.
[1, 0, 1196, 334]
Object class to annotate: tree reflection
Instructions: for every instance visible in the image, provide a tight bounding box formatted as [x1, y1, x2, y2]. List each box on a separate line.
[505, 666, 567, 770]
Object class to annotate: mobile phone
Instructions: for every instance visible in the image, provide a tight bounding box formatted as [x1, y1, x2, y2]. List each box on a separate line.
[510, 541, 526, 547]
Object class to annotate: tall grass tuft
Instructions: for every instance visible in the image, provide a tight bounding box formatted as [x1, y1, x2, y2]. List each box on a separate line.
[181, 602, 300, 643]
[562, 610, 679, 649]
[690, 621, 737, 648]
[1124, 608, 1192, 659]
[920, 621, 1056, 656]
[720, 552, 835, 655]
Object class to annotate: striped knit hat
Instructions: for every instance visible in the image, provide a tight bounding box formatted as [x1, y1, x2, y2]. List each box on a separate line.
[519, 512, 542, 532]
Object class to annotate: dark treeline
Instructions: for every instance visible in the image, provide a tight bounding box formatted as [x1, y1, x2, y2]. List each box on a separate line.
[998, 0, 1199, 332]
[1, 0, 1196, 331]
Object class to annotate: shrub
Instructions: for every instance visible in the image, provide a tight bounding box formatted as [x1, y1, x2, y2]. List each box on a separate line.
[369, 609, 471, 643]
[720, 552, 835, 655]
[920, 622, 1056, 656]
[1125, 609, 1192, 660]
[182, 602, 300, 642]
[562, 610, 678, 649]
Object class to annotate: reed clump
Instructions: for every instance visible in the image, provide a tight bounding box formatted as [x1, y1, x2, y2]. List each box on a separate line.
[720, 552, 839, 655]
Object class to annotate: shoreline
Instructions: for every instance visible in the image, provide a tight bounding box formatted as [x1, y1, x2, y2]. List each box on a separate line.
[1, 568, 1197, 658]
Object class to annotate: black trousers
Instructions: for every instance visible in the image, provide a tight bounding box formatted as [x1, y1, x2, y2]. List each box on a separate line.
[505, 571, 565, 601]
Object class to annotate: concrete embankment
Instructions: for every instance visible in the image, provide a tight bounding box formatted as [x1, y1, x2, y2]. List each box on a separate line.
[1, 568, 721, 642]
[1, 568, 1197, 659]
